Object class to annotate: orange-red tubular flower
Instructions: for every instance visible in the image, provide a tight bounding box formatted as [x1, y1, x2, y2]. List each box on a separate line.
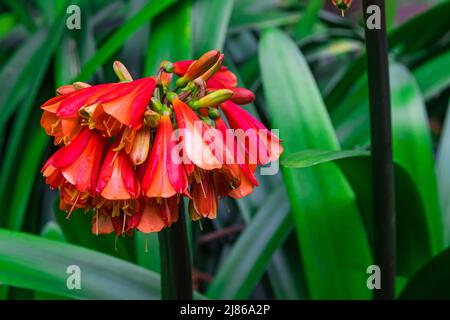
[213, 117, 258, 198]
[96, 143, 140, 200]
[41, 78, 156, 141]
[142, 114, 189, 198]
[189, 170, 218, 221]
[220, 101, 283, 165]
[137, 197, 179, 233]
[49, 128, 105, 194]
[87, 77, 156, 129]
[172, 98, 222, 171]
[40, 94, 82, 145]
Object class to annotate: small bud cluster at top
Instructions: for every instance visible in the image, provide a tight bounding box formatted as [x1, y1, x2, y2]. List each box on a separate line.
[331, 0, 353, 16]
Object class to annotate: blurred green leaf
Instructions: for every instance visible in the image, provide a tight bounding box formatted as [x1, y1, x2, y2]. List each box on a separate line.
[333, 64, 443, 254]
[36, 0, 66, 25]
[206, 189, 292, 299]
[0, 228, 161, 299]
[437, 100, 450, 245]
[267, 236, 307, 300]
[413, 49, 450, 100]
[41, 221, 66, 242]
[192, 0, 233, 56]
[336, 156, 432, 278]
[229, 9, 300, 34]
[325, 1, 450, 108]
[135, 232, 160, 272]
[293, 0, 323, 40]
[34, 221, 67, 300]
[76, 0, 177, 81]
[260, 28, 372, 299]
[144, 0, 192, 75]
[400, 247, 450, 299]
[281, 142, 433, 277]
[0, 28, 46, 130]
[385, 0, 398, 30]
[4, 0, 36, 32]
[0, 19, 66, 230]
[119, 0, 150, 77]
[282, 149, 370, 168]
[0, 13, 16, 37]
[6, 129, 48, 230]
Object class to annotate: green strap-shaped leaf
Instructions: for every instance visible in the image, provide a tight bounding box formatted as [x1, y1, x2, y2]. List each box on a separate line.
[282, 148, 433, 278]
[144, 0, 192, 75]
[413, 49, 450, 100]
[206, 188, 292, 299]
[400, 247, 450, 299]
[0, 228, 161, 299]
[332, 63, 443, 255]
[293, 0, 323, 39]
[192, 0, 233, 56]
[260, 28, 372, 299]
[325, 1, 450, 108]
[282, 149, 370, 168]
[437, 100, 450, 245]
[75, 0, 177, 81]
[0, 17, 67, 230]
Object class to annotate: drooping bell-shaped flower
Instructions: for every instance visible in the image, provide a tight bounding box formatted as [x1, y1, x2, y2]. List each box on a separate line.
[142, 114, 189, 198]
[188, 169, 218, 221]
[220, 101, 283, 165]
[137, 197, 179, 233]
[172, 97, 223, 170]
[49, 128, 105, 193]
[96, 141, 140, 200]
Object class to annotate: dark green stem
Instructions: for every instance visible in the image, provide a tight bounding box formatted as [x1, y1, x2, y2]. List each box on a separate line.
[363, 0, 396, 299]
[158, 201, 193, 299]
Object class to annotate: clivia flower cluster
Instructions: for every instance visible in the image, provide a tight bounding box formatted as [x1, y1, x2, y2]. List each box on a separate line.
[331, 0, 352, 16]
[40, 51, 283, 236]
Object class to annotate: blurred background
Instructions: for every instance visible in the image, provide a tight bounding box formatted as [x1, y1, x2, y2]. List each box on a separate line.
[0, 0, 449, 300]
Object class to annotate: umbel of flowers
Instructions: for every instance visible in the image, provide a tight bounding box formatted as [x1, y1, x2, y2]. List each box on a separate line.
[40, 51, 283, 236]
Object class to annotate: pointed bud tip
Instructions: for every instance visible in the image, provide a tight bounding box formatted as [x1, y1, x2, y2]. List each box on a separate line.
[166, 92, 178, 103]
[113, 61, 133, 81]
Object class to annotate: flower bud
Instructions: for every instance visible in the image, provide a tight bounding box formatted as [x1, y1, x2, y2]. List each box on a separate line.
[229, 87, 255, 105]
[189, 89, 233, 109]
[208, 107, 221, 120]
[176, 50, 220, 88]
[160, 72, 173, 87]
[200, 116, 215, 127]
[201, 54, 224, 82]
[332, 0, 352, 16]
[56, 85, 76, 95]
[129, 126, 151, 166]
[72, 81, 91, 90]
[160, 60, 174, 73]
[113, 61, 133, 81]
[144, 109, 161, 128]
[166, 92, 178, 103]
[151, 97, 163, 112]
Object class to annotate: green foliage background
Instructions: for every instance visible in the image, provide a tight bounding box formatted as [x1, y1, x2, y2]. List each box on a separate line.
[0, 0, 449, 299]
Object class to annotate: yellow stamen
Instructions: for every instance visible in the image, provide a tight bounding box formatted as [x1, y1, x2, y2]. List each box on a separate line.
[66, 191, 80, 219]
[50, 119, 61, 135]
[121, 213, 126, 234]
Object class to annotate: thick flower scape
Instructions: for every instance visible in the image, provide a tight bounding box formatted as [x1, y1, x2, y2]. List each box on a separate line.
[40, 51, 283, 236]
